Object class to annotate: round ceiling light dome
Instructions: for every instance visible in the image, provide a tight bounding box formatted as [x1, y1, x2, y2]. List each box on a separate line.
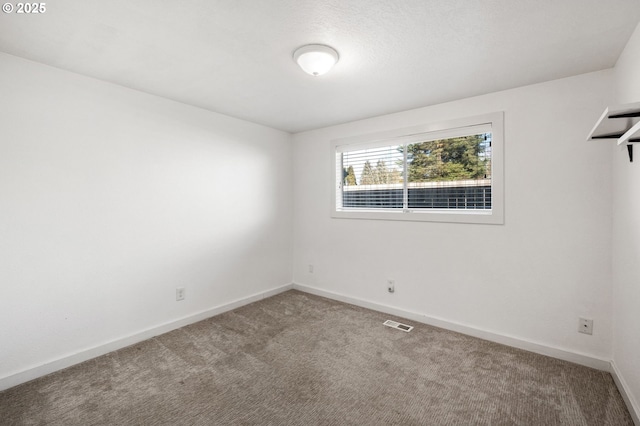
[293, 44, 339, 76]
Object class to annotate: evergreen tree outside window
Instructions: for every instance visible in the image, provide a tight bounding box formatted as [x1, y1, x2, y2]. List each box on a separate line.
[344, 165, 357, 186]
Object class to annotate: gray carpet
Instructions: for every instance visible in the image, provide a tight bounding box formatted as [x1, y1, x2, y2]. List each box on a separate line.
[0, 290, 633, 425]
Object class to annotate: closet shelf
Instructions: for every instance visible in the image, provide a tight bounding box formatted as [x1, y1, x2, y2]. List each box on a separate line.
[588, 102, 640, 161]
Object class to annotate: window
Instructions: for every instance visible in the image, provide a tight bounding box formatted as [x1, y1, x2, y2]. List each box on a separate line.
[332, 112, 504, 224]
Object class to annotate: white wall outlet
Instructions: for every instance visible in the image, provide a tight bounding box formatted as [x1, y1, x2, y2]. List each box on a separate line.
[578, 317, 593, 335]
[308, 264, 314, 273]
[176, 287, 185, 301]
[387, 279, 395, 293]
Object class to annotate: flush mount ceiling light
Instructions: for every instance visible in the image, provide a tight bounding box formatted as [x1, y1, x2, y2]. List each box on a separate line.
[293, 44, 339, 76]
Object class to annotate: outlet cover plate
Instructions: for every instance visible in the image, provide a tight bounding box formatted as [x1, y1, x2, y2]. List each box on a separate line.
[176, 287, 185, 301]
[579, 318, 593, 335]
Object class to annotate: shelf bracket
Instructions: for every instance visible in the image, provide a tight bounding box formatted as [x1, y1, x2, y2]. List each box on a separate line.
[628, 144, 633, 162]
[609, 112, 640, 119]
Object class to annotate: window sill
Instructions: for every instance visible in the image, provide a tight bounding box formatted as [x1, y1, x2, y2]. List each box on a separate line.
[332, 208, 503, 225]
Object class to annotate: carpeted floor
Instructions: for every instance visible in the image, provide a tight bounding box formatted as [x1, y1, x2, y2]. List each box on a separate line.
[0, 290, 633, 425]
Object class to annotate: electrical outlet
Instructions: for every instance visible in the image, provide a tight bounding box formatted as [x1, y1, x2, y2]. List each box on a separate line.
[578, 317, 593, 335]
[176, 287, 185, 301]
[308, 264, 314, 273]
[387, 279, 395, 293]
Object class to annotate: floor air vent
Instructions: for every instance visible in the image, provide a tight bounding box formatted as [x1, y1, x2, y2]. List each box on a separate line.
[383, 320, 413, 332]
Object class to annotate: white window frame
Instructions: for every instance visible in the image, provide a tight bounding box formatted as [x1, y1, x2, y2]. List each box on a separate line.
[331, 112, 504, 225]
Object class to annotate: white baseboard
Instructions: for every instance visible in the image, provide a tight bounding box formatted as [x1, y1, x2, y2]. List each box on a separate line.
[0, 283, 293, 392]
[611, 360, 640, 425]
[292, 283, 611, 371]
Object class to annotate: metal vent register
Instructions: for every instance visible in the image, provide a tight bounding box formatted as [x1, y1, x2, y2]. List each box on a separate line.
[383, 320, 414, 332]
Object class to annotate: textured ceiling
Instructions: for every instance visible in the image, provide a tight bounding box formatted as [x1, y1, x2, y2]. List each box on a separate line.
[1, 0, 639, 133]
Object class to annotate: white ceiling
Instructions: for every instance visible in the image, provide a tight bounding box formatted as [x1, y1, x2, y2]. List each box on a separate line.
[1, 0, 639, 133]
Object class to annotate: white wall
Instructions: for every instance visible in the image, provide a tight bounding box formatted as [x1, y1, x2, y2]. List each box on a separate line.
[293, 70, 614, 360]
[0, 53, 292, 386]
[612, 21, 640, 418]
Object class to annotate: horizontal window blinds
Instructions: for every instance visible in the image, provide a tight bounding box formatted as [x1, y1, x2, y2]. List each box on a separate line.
[336, 128, 492, 211]
[339, 144, 404, 209]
